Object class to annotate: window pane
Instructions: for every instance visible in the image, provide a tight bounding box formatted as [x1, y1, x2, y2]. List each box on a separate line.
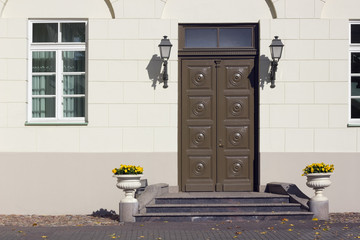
[351, 53, 360, 73]
[32, 51, 56, 72]
[351, 99, 360, 119]
[33, 23, 58, 42]
[61, 23, 85, 42]
[185, 28, 217, 48]
[32, 98, 55, 118]
[219, 28, 252, 48]
[63, 51, 85, 72]
[351, 77, 360, 96]
[351, 24, 360, 44]
[32, 75, 56, 95]
[63, 75, 85, 94]
[63, 97, 85, 117]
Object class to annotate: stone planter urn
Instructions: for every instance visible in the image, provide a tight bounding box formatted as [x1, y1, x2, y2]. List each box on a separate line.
[306, 173, 332, 220]
[113, 174, 143, 222]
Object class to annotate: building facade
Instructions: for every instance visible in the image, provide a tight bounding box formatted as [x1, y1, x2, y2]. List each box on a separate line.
[0, 0, 359, 214]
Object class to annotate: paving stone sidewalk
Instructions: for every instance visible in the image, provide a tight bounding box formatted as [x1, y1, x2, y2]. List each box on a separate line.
[1, 219, 360, 240]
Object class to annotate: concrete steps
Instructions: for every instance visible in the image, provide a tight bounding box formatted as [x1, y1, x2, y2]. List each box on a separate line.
[135, 192, 313, 222]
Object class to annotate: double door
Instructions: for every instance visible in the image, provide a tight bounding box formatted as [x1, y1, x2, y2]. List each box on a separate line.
[180, 58, 255, 191]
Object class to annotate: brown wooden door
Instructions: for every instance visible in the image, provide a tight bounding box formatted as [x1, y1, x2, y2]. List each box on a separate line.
[180, 58, 255, 192]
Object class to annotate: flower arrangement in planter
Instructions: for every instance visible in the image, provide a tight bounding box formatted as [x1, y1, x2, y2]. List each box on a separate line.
[112, 164, 144, 223]
[302, 162, 334, 220]
[302, 163, 334, 176]
[112, 164, 144, 203]
[112, 164, 144, 175]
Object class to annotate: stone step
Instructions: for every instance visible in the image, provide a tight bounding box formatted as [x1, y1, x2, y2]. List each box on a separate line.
[155, 192, 289, 205]
[135, 211, 314, 222]
[135, 191, 313, 222]
[145, 203, 302, 213]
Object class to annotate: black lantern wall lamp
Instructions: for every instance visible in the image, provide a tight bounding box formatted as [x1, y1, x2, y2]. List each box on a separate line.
[158, 36, 173, 88]
[269, 36, 284, 88]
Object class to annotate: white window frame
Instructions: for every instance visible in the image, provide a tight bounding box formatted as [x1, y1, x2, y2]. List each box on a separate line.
[349, 21, 360, 125]
[27, 19, 87, 124]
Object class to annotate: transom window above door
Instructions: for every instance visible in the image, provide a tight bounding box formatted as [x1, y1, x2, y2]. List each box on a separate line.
[27, 20, 87, 125]
[178, 24, 258, 56]
[185, 28, 252, 48]
[180, 25, 255, 49]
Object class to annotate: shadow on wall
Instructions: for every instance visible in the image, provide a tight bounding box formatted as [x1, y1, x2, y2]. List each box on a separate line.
[259, 54, 271, 90]
[146, 54, 163, 89]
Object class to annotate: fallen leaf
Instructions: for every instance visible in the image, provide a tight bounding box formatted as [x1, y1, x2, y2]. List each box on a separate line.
[290, 224, 294, 226]
[32, 223, 38, 227]
[288, 229, 293, 231]
[235, 231, 242, 235]
[260, 231, 267, 234]
[312, 218, 319, 221]
[282, 218, 289, 222]
[41, 236, 48, 239]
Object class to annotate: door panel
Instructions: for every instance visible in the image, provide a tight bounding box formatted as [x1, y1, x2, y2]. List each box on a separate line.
[181, 58, 254, 192]
[216, 59, 254, 191]
[181, 60, 217, 191]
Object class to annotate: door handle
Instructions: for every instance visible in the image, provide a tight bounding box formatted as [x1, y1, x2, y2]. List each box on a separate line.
[218, 139, 224, 148]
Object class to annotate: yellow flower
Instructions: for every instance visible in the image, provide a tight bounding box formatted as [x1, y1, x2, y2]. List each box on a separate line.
[112, 169, 117, 174]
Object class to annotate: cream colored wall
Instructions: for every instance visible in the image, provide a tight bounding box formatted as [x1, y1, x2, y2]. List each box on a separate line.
[259, 0, 360, 213]
[261, 153, 360, 212]
[0, 0, 179, 214]
[163, 0, 272, 22]
[0, 0, 360, 214]
[0, 152, 177, 215]
[2, 0, 111, 18]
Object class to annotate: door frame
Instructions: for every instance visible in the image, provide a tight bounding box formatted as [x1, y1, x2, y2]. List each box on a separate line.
[177, 23, 260, 192]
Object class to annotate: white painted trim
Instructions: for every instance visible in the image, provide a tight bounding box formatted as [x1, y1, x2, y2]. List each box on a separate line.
[27, 20, 87, 124]
[348, 21, 360, 125]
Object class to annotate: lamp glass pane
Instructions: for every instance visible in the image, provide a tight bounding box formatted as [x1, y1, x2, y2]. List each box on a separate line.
[160, 46, 171, 59]
[271, 46, 283, 60]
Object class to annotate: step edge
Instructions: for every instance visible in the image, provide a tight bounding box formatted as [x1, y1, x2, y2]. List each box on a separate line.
[146, 203, 301, 208]
[135, 211, 314, 217]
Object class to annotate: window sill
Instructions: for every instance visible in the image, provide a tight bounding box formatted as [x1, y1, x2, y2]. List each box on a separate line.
[347, 123, 360, 127]
[25, 121, 88, 126]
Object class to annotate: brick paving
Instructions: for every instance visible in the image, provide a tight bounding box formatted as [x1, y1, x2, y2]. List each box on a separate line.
[1, 217, 360, 240]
